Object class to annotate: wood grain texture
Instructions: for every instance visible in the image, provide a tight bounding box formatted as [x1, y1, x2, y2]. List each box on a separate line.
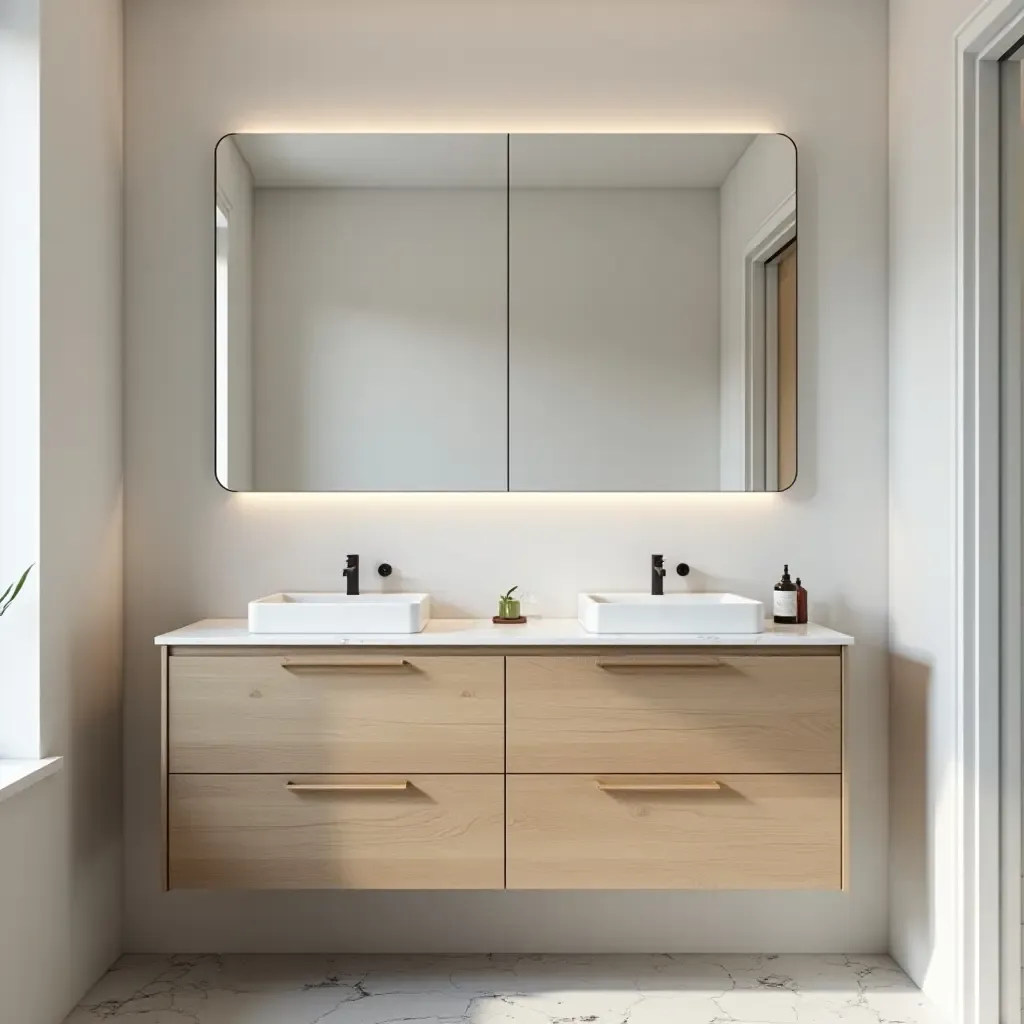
[506, 654, 841, 773]
[506, 774, 841, 890]
[168, 655, 503, 773]
[169, 774, 504, 889]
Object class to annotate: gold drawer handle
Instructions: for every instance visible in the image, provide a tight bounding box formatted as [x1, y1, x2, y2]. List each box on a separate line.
[595, 658, 724, 670]
[286, 780, 409, 792]
[282, 657, 411, 672]
[596, 779, 721, 793]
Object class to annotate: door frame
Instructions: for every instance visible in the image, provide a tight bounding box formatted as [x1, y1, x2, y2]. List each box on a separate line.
[1000, 53, 1024, 1024]
[766, 239, 797, 493]
[742, 191, 796, 491]
[956, 3, 1024, 1022]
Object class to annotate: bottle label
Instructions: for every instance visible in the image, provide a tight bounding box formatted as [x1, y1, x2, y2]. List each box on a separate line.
[774, 591, 798, 618]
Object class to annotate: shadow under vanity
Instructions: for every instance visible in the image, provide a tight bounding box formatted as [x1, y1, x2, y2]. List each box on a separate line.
[160, 130, 850, 894]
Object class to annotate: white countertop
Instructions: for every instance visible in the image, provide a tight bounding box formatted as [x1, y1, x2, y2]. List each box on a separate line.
[155, 618, 853, 647]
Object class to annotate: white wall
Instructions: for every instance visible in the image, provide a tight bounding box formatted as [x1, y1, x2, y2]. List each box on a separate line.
[252, 187, 507, 490]
[509, 188, 721, 491]
[249, 183, 721, 492]
[719, 135, 797, 490]
[888, 0, 981, 1010]
[0, 0, 42, 758]
[125, 0, 888, 953]
[215, 136, 254, 491]
[0, 0, 124, 1021]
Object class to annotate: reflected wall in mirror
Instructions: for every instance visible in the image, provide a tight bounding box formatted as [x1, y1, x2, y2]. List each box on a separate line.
[215, 132, 796, 493]
[215, 133, 508, 491]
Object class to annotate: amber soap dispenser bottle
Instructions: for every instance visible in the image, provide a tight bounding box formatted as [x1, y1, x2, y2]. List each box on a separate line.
[773, 564, 798, 624]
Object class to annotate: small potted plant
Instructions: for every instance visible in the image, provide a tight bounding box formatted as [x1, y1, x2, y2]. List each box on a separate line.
[494, 585, 525, 624]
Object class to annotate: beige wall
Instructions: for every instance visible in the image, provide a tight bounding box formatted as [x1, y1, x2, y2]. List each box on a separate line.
[0, 0, 124, 1021]
[125, 0, 888, 953]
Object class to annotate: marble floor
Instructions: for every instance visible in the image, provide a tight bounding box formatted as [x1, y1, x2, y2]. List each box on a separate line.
[63, 953, 945, 1024]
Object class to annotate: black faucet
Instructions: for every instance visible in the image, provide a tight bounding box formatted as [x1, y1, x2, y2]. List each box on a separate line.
[343, 554, 360, 596]
[651, 554, 666, 596]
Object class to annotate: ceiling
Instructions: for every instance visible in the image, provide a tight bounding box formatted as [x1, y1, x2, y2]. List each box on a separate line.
[230, 133, 766, 189]
[510, 134, 757, 188]
[233, 134, 506, 188]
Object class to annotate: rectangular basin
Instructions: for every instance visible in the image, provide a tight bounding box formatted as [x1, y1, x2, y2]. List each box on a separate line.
[248, 593, 430, 634]
[579, 592, 764, 635]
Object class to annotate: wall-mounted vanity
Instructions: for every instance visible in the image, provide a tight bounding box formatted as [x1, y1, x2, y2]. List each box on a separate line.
[184, 130, 839, 894]
[215, 131, 797, 493]
[157, 619, 850, 892]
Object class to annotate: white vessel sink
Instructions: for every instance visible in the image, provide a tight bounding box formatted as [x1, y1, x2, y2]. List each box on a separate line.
[579, 592, 764, 635]
[248, 593, 430, 634]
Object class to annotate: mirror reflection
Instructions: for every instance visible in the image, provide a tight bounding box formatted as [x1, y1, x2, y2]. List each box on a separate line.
[215, 133, 508, 491]
[509, 134, 796, 492]
[215, 132, 796, 492]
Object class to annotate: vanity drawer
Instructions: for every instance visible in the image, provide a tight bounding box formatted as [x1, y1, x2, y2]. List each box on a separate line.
[168, 654, 503, 773]
[169, 773, 504, 889]
[506, 774, 841, 890]
[506, 654, 841, 773]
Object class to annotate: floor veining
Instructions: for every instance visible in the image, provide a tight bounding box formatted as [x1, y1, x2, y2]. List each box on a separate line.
[62, 953, 944, 1024]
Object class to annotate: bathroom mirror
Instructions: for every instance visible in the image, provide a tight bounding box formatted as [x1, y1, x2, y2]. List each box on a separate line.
[215, 132, 796, 492]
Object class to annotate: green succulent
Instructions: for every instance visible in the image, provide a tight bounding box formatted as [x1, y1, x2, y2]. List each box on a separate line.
[498, 586, 520, 619]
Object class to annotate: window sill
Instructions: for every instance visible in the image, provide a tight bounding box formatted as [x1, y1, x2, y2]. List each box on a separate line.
[0, 757, 62, 805]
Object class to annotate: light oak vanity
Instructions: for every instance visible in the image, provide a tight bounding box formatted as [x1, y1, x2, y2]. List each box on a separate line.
[157, 619, 851, 892]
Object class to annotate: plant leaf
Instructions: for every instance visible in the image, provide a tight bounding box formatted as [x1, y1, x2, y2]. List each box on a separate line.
[503, 585, 519, 601]
[0, 564, 33, 617]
